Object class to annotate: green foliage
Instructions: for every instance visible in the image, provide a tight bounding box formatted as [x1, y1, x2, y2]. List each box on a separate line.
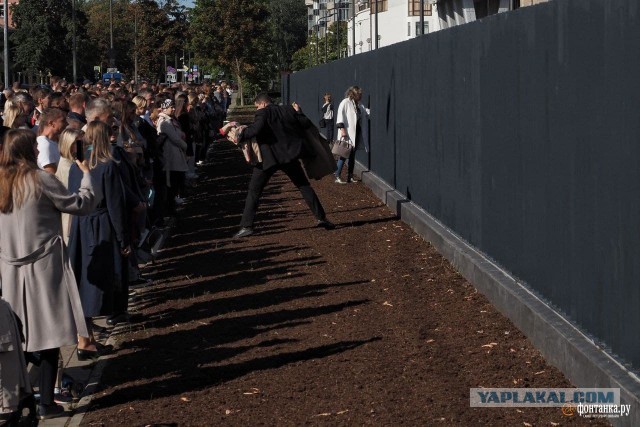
[191, 0, 272, 105]
[267, 0, 307, 72]
[291, 21, 348, 71]
[10, 0, 83, 78]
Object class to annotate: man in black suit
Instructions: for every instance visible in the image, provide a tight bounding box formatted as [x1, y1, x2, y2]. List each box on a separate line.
[234, 93, 334, 238]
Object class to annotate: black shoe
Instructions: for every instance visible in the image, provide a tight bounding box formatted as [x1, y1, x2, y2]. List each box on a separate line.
[76, 348, 100, 361]
[233, 227, 254, 238]
[317, 219, 336, 230]
[37, 403, 66, 420]
[106, 312, 130, 327]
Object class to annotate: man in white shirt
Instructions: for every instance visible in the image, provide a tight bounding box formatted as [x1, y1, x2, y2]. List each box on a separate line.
[36, 108, 67, 174]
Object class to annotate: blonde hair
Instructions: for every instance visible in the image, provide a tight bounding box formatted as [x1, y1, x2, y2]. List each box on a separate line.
[3, 104, 23, 128]
[84, 121, 114, 169]
[58, 128, 84, 161]
[132, 95, 146, 112]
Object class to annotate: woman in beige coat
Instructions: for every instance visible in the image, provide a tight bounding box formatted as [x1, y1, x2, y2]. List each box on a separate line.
[0, 129, 95, 420]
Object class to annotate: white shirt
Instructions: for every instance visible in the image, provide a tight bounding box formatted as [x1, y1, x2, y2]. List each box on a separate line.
[36, 135, 61, 170]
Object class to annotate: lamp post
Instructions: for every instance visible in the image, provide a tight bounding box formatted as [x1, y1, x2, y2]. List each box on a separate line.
[419, 0, 425, 36]
[324, 8, 328, 63]
[134, 3, 138, 84]
[72, 0, 77, 83]
[351, 0, 355, 57]
[3, 0, 8, 87]
[109, 0, 115, 68]
[336, 5, 340, 59]
[374, 0, 379, 49]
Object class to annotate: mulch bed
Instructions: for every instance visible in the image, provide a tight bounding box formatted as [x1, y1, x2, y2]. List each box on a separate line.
[82, 111, 605, 426]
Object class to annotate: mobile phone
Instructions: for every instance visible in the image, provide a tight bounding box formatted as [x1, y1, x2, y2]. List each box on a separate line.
[75, 140, 84, 162]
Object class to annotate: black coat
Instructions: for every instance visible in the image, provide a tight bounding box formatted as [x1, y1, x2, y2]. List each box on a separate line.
[240, 104, 312, 171]
[68, 161, 128, 316]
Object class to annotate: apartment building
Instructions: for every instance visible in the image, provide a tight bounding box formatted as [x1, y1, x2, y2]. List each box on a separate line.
[306, 0, 353, 37]
[347, 0, 550, 55]
[347, 1, 439, 55]
[438, 0, 550, 30]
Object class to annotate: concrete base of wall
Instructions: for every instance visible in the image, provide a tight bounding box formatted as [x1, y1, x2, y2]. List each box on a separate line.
[355, 162, 640, 426]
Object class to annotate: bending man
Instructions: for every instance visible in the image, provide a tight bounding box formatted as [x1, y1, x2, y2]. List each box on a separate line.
[234, 93, 334, 238]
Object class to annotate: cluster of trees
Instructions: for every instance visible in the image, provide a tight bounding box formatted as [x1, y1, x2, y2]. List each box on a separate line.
[291, 21, 348, 70]
[7, 0, 344, 98]
[10, 0, 188, 83]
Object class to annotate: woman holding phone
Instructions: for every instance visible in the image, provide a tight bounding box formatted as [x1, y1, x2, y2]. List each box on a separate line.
[0, 129, 95, 419]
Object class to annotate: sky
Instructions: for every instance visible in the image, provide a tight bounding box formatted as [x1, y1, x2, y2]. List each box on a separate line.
[178, 0, 195, 7]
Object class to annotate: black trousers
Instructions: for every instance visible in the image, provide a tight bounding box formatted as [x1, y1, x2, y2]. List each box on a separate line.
[240, 160, 326, 228]
[27, 348, 59, 406]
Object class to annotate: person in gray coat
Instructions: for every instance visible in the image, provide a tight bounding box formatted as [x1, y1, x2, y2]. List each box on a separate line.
[0, 129, 95, 420]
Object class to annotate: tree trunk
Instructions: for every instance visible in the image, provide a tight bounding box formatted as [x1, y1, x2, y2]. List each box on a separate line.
[234, 58, 244, 107]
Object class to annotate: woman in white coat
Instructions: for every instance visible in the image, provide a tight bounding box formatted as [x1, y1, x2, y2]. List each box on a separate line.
[335, 86, 369, 184]
[0, 129, 95, 419]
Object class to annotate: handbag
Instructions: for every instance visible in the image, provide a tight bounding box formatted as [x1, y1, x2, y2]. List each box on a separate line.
[331, 137, 353, 158]
[319, 118, 327, 128]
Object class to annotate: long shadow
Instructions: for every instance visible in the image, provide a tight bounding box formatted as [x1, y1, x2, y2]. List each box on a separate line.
[135, 280, 368, 331]
[93, 299, 373, 408]
[92, 338, 380, 408]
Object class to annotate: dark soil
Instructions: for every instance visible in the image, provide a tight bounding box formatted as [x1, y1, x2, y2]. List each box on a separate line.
[82, 110, 604, 426]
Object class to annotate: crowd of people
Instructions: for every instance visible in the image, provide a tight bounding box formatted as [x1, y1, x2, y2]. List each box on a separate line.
[0, 75, 370, 422]
[0, 77, 233, 421]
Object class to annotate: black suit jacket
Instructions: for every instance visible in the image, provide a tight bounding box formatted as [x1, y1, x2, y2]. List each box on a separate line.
[240, 104, 312, 170]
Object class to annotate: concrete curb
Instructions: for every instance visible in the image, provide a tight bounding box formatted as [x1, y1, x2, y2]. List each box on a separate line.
[66, 330, 121, 427]
[354, 162, 640, 426]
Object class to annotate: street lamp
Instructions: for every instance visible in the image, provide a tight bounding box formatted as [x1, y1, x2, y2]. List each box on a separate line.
[109, 0, 115, 68]
[72, 0, 77, 83]
[3, 0, 8, 87]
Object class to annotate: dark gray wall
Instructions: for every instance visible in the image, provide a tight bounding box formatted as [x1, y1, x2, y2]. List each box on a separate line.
[285, 0, 640, 369]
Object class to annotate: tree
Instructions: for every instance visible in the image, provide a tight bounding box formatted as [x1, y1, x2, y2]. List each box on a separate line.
[291, 21, 347, 72]
[11, 0, 80, 81]
[82, 0, 135, 78]
[131, 0, 172, 81]
[192, 0, 271, 105]
[267, 0, 307, 72]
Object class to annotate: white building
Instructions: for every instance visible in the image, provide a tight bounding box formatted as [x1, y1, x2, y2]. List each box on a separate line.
[347, 1, 439, 56]
[306, 0, 353, 37]
[347, 0, 549, 56]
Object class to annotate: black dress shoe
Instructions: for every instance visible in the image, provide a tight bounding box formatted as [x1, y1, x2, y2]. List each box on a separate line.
[106, 312, 130, 326]
[76, 348, 99, 361]
[233, 227, 254, 238]
[317, 219, 336, 230]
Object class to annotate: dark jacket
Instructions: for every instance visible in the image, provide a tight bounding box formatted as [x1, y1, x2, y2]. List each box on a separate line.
[240, 104, 312, 170]
[67, 160, 128, 317]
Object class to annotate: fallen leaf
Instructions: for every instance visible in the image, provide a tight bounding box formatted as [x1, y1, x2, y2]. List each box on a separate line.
[243, 388, 260, 395]
[313, 413, 332, 417]
[534, 370, 545, 375]
[481, 342, 498, 348]
[180, 397, 190, 402]
[336, 409, 349, 415]
[426, 339, 435, 343]
[550, 423, 559, 426]
[523, 423, 532, 426]
[383, 301, 393, 307]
